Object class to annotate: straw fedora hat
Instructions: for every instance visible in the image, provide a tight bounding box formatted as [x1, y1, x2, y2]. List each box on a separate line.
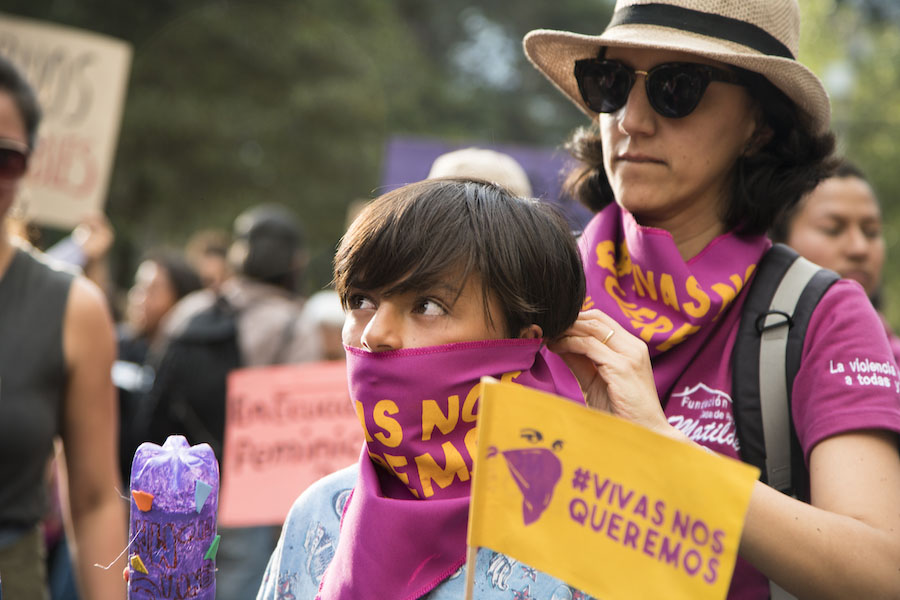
[524, 0, 830, 134]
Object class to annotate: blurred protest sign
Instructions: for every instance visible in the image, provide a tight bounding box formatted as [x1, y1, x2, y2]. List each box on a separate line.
[466, 379, 759, 600]
[219, 360, 361, 527]
[0, 13, 131, 228]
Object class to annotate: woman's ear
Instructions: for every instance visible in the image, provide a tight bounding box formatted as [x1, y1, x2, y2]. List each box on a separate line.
[744, 110, 774, 157]
[518, 324, 543, 339]
[744, 126, 773, 157]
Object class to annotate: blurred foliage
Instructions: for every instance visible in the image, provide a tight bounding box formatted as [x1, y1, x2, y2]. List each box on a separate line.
[3, 0, 607, 295]
[3, 0, 900, 326]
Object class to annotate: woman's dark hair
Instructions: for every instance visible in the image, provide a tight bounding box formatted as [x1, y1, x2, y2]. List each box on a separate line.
[0, 55, 41, 149]
[333, 178, 585, 340]
[769, 157, 871, 243]
[564, 56, 839, 236]
[143, 250, 204, 300]
[232, 203, 306, 293]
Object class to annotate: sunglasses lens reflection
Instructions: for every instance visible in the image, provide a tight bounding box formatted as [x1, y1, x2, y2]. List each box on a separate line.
[0, 147, 27, 179]
[576, 60, 714, 119]
[648, 65, 706, 118]
[581, 62, 633, 113]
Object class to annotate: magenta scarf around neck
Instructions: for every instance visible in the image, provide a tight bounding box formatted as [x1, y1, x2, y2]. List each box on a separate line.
[580, 203, 769, 399]
[316, 338, 582, 600]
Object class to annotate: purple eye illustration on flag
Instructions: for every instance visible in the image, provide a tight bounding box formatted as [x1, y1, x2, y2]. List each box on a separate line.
[487, 428, 564, 525]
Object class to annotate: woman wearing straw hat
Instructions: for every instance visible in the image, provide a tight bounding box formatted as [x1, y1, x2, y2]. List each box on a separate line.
[527, 0, 900, 598]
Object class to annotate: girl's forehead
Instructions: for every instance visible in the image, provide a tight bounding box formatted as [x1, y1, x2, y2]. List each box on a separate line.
[375, 270, 475, 299]
[352, 260, 475, 291]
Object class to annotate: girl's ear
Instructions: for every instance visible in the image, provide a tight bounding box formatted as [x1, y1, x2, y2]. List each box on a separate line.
[518, 324, 543, 339]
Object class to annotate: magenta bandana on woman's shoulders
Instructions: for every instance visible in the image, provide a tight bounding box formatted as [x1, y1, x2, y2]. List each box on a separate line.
[580, 204, 770, 399]
[316, 338, 582, 600]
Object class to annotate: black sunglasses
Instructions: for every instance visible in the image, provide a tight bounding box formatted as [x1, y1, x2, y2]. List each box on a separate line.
[574, 59, 746, 119]
[0, 139, 28, 179]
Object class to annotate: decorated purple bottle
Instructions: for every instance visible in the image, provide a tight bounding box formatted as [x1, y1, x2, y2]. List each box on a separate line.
[127, 435, 220, 599]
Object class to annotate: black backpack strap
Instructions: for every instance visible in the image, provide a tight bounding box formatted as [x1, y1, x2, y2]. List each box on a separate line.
[733, 244, 841, 600]
[732, 244, 839, 498]
[733, 245, 795, 488]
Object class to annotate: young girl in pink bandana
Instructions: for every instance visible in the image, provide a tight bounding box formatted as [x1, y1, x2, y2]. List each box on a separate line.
[257, 178, 593, 599]
[525, 0, 900, 597]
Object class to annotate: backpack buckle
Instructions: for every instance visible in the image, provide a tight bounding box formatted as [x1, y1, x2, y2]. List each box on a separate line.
[755, 310, 793, 334]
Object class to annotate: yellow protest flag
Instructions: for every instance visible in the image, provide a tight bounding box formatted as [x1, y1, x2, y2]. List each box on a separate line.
[467, 379, 759, 600]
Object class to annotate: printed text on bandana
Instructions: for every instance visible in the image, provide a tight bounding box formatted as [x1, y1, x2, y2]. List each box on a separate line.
[585, 240, 756, 351]
[355, 371, 523, 498]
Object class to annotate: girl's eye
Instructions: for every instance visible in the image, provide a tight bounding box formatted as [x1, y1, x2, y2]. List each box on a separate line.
[348, 294, 375, 310]
[414, 298, 446, 316]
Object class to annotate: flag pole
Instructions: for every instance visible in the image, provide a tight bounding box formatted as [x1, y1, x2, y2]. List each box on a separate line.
[463, 544, 477, 600]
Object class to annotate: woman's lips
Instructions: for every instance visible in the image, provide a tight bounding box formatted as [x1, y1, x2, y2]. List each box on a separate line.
[616, 152, 665, 164]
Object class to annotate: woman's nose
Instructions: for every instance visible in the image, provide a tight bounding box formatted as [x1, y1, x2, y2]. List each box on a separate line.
[617, 73, 657, 135]
[360, 305, 403, 352]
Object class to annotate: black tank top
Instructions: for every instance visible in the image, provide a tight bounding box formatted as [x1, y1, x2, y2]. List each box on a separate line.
[0, 247, 73, 526]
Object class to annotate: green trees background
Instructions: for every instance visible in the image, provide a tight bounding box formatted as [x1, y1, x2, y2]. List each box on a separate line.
[4, 0, 900, 323]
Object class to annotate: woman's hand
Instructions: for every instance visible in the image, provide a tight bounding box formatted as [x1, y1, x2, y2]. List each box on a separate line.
[548, 310, 678, 440]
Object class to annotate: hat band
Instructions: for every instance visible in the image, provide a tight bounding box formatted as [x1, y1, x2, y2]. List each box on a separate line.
[607, 3, 794, 59]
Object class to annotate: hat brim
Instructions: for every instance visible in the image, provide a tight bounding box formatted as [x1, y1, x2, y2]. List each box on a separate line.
[524, 27, 830, 134]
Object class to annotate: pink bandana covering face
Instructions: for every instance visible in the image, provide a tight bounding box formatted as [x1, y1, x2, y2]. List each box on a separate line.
[316, 338, 582, 600]
[581, 204, 770, 399]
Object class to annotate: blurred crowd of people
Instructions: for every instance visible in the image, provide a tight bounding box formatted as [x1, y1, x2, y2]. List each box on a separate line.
[0, 48, 347, 594]
[36, 203, 345, 600]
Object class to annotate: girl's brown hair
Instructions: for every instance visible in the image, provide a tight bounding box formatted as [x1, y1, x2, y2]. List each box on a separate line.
[334, 178, 585, 339]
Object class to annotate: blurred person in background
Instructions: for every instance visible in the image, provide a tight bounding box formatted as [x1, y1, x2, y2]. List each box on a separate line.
[45, 213, 116, 307]
[427, 146, 533, 198]
[185, 227, 232, 291]
[114, 249, 203, 485]
[143, 202, 321, 600]
[302, 289, 346, 361]
[771, 158, 900, 362]
[0, 54, 125, 598]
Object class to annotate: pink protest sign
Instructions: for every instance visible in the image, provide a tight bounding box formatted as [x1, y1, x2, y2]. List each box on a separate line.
[218, 361, 361, 527]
